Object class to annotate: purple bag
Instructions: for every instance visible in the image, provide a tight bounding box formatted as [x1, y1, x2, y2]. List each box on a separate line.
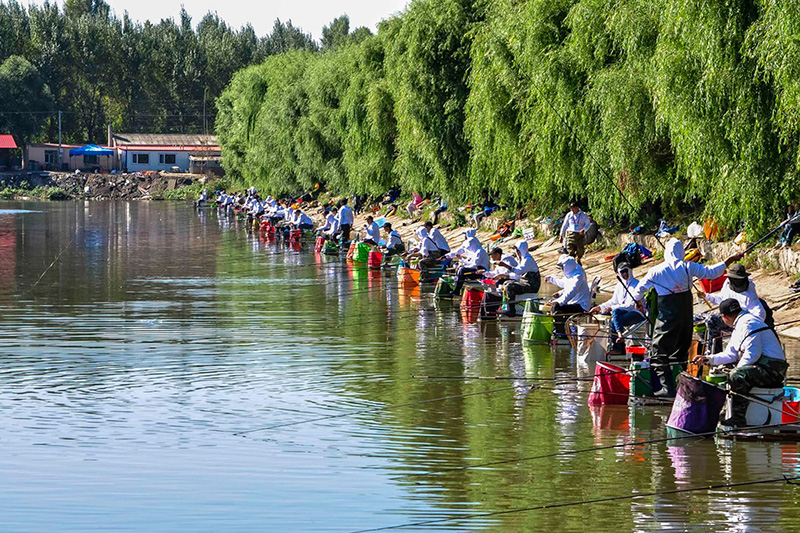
[667, 373, 727, 435]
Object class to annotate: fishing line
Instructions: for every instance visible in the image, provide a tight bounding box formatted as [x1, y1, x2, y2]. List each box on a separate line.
[393, 419, 800, 481]
[351, 475, 800, 533]
[234, 383, 530, 436]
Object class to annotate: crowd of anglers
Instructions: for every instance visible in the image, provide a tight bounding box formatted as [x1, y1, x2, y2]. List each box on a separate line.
[203, 187, 794, 434]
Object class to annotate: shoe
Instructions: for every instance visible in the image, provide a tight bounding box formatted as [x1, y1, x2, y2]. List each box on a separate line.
[718, 417, 747, 431]
[653, 387, 675, 399]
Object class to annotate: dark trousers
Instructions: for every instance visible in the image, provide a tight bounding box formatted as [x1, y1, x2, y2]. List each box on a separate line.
[384, 244, 405, 257]
[340, 224, 352, 244]
[552, 303, 587, 336]
[454, 266, 480, 295]
[728, 358, 787, 424]
[419, 250, 445, 270]
[651, 291, 693, 394]
[503, 272, 542, 317]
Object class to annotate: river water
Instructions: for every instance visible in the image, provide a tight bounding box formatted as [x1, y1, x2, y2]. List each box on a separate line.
[0, 201, 799, 532]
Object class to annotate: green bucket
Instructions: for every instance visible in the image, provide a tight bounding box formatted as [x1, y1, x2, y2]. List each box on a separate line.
[522, 313, 554, 343]
[523, 299, 541, 314]
[630, 362, 683, 397]
[354, 243, 371, 263]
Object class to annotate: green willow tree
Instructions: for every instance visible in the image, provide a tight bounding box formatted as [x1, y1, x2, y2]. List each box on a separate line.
[217, 0, 800, 231]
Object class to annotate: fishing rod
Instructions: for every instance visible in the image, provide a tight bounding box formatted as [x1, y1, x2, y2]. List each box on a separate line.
[233, 383, 532, 436]
[744, 212, 800, 254]
[394, 419, 800, 481]
[21, 233, 76, 295]
[351, 475, 800, 533]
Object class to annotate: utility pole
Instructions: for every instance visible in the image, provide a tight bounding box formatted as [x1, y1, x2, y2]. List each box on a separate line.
[57, 110, 62, 169]
[203, 87, 208, 134]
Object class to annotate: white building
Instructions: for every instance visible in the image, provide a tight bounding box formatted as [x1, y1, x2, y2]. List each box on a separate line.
[112, 133, 220, 174]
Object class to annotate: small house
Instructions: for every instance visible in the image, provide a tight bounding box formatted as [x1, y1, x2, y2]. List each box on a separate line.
[112, 133, 221, 174]
[26, 143, 115, 172]
[0, 134, 19, 170]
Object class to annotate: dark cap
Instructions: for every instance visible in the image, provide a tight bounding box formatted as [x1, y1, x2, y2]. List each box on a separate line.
[490, 247, 503, 256]
[570, 201, 580, 208]
[727, 263, 750, 280]
[719, 298, 742, 316]
[382, 222, 392, 229]
[617, 262, 631, 273]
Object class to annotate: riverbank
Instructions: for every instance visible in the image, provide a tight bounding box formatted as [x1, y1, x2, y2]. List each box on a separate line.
[326, 206, 800, 340]
[0, 171, 220, 201]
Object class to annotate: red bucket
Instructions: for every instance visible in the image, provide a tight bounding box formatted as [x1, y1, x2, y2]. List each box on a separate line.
[315, 236, 325, 252]
[368, 250, 383, 269]
[289, 229, 301, 242]
[460, 288, 483, 312]
[588, 362, 631, 406]
[699, 273, 727, 294]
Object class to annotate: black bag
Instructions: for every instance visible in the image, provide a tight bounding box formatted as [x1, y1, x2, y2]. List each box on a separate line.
[759, 298, 775, 329]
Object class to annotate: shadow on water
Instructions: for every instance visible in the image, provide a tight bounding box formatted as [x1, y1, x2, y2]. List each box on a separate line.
[0, 200, 799, 531]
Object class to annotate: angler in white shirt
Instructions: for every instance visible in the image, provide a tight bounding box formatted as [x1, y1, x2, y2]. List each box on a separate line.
[362, 216, 381, 245]
[449, 236, 489, 295]
[336, 199, 354, 243]
[423, 221, 451, 253]
[591, 262, 645, 353]
[483, 247, 518, 279]
[318, 207, 338, 235]
[693, 298, 787, 428]
[381, 223, 405, 257]
[405, 227, 441, 269]
[292, 210, 314, 230]
[559, 202, 592, 264]
[546, 255, 592, 334]
[630, 238, 743, 397]
[496, 241, 541, 317]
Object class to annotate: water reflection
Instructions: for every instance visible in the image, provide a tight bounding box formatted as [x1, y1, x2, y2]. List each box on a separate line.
[0, 201, 798, 531]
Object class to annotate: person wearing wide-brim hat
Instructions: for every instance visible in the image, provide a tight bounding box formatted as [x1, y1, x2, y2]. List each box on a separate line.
[700, 263, 766, 321]
[693, 298, 787, 429]
[698, 262, 771, 352]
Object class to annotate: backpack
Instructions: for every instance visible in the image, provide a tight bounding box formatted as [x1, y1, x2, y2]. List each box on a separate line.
[614, 243, 643, 270]
[759, 298, 775, 329]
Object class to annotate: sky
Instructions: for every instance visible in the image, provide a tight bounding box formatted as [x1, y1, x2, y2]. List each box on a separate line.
[26, 0, 410, 39]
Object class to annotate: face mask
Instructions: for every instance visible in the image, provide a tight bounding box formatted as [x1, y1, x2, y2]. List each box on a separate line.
[730, 277, 749, 293]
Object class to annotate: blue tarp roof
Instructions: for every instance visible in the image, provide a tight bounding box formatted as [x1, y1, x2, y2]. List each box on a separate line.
[69, 144, 114, 156]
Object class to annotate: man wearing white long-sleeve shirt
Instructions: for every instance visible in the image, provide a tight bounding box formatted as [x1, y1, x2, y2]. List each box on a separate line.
[560, 203, 591, 264]
[546, 255, 592, 335]
[693, 299, 787, 428]
[631, 238, 743, 397]
[362, 216, 381, 245]
[336, 199, 354, 244]
[591, 263, 644, 354]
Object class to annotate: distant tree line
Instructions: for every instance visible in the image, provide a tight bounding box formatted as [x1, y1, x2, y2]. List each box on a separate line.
[0, 0, 328, 145]
[216, 0, 800, 231]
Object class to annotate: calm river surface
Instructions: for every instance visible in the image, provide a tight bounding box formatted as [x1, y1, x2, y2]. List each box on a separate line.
[0, 201, 799, 532]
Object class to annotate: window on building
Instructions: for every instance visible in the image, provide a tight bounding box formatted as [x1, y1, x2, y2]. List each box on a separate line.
[159, 153, 177, 165]
[133, 153, 149, 164]
[84, 155, 98, 165]
[44, 150, 58, 165]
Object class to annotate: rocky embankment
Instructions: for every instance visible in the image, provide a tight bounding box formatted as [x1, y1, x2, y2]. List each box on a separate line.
[0, 171, 209, 200]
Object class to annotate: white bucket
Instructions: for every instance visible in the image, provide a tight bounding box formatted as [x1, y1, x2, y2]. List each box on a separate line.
[723, 387, 786, 427]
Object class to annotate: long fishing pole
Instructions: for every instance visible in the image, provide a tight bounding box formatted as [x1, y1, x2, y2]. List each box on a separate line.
[351, 475, 800, 533]
[744, 212, 800, 254]
[393, 419, 800, 481]
[234, 383, 531, 436]
[27, 234, 75, 292]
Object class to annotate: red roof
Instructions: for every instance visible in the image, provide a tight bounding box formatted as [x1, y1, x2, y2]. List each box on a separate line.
[0, 134, 17, 150]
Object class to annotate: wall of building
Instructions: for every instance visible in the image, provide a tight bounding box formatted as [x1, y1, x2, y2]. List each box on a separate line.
[122, 150, 192, 173]
[26, 145, 114, 171]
